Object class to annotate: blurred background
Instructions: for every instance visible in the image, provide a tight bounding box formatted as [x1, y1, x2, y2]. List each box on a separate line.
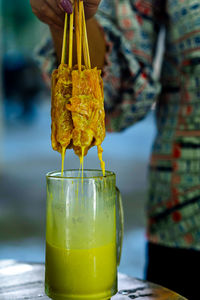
[0, 0, 158, 280]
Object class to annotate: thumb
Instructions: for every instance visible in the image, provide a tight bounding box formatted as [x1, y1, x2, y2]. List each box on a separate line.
[84, 1, 101, 19]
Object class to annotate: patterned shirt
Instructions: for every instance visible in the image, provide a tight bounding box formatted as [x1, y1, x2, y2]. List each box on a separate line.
[37, 0, 200, 250]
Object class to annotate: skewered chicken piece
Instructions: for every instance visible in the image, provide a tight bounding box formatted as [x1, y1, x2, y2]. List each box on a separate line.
[67, 68, 105, 157]
[51, 64, 73, 154]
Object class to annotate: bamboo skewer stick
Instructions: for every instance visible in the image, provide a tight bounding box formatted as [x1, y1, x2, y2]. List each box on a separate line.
[75, 1, 81, 72]
[81, 2, 88, 68]
[61, 1, 90, 70]
[68, 11, 74, 69]
[82, 2, 91, 69]
[61, 13, 68, 64]
[78, 0, 83, 71]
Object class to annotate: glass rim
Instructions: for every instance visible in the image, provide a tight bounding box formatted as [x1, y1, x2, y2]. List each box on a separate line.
[46, 169, 115, 180]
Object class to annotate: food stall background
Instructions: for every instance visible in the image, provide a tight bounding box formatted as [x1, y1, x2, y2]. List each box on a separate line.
[0, 0, 162, 279]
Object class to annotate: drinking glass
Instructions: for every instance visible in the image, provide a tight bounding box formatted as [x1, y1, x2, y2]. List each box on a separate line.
[45, 169, 123, 300]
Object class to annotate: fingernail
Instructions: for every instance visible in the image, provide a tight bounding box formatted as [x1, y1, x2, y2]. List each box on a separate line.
[60, 0, 73, 14]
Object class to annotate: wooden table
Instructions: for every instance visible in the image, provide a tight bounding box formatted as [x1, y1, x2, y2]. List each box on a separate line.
[0, 260, 187, 299]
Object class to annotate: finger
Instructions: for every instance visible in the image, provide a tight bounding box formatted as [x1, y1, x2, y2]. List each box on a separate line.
[45, 0, 64, 17]
[30, 0, 44, 14]
[36, 5, 64, 28]
[37, 13, 63, 30]
[30, 0, 64, 28]
[45, 5, 64, 27]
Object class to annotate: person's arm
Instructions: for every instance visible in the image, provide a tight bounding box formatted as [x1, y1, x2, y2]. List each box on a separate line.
[49, 17, 106, 69]
[95, 0, 161, 132]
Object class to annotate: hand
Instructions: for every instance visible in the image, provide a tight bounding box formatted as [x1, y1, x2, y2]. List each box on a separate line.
[60, 0, 101, 19]
[30, 0, 101, 30]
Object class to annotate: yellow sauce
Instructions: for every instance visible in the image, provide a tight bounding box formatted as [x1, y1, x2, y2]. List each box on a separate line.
[97, 145, 105, 177]
[45, 242, 117, 300]
[80, 147, 85, 186]
[61, 145, 105, 178]
[61, 147, 66, 176]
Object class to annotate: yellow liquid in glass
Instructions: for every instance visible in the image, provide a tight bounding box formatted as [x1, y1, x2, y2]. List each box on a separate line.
[45, 242, 117, 300]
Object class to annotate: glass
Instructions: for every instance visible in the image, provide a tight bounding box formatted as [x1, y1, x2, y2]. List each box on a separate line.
[45, 169, 123, 300]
